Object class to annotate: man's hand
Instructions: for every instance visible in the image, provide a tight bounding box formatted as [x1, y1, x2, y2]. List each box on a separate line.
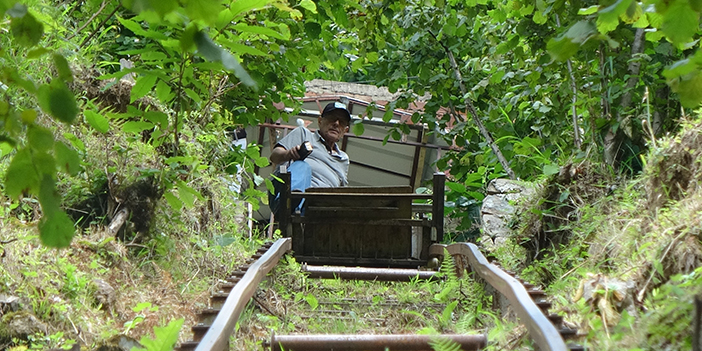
[270, 145, 300, 164]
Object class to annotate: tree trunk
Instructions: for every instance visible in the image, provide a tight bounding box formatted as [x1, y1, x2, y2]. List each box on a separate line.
[604, 28, 645, 166]
[108, 208, 130, 236]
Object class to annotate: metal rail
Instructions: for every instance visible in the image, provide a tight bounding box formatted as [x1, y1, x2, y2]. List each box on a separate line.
[302, 264, 438, 281]
[192, 238, 292, 351]
[269, 334, 487, 351]
[443, 242, 569, 351]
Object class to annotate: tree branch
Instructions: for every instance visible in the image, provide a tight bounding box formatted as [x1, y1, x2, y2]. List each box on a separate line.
[428, 30, 516, 180]
[80, 4, 122, 48]
[68, 0, 107, 40]
[556, 15, 582, 149]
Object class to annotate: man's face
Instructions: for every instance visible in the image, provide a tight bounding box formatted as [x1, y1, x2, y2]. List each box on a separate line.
[318, 111, 349, 144]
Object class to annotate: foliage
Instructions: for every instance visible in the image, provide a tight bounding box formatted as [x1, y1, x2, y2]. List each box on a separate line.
[131, 318, 184, 351]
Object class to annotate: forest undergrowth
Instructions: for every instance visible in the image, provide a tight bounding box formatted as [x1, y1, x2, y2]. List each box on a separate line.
[489, 117, 702, 350]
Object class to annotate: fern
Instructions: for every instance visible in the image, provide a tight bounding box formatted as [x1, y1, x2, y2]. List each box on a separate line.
[428, 336, 462, 351]
[438, 248, 458, 282]
[131, 318, 184, 351]
[435, 249, 460, 302]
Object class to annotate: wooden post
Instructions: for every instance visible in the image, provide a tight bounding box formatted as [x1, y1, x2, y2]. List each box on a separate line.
[278, 171, 292, 237]
[432, 172, 445, 243]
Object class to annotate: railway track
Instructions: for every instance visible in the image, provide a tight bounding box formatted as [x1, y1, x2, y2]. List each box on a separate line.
[174, 238, 585, 351]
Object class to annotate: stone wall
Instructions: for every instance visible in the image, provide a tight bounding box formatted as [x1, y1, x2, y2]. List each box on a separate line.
[480, 179, 539, 251]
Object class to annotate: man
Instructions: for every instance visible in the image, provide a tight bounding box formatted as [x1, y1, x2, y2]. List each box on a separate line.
[270, 101, 351, 189]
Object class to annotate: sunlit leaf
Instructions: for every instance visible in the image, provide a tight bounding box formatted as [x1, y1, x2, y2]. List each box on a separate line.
[300, 0, 317, 13]
[598, 0, 632, 24]
[130, 74, 158, 103]
[230, 0, 270, 18]
[164, 192, 183, 211]
[232, 23, 290, 40]
[84, 110, 110, 133]
[352, 121, 364, 136]
[185, 0, 221, 24]
[132, 318, 184, 351]
[26, 47, 49, 59]
[578, 5, 598, 15]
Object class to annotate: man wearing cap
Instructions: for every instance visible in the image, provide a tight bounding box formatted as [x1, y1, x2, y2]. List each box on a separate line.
[270, 101, 351, 190]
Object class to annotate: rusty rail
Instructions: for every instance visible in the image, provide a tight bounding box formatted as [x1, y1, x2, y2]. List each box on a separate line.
[190, 238, 292, 351]
[302, 264, 438, 281]
[269, 334, 487, 351]
[443, 242, 569, 351]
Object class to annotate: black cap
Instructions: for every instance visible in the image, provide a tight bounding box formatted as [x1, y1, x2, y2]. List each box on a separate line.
[322, 102, 351, 122]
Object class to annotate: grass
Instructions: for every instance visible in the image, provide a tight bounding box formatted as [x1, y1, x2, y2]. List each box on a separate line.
[230, 255, 494, 350]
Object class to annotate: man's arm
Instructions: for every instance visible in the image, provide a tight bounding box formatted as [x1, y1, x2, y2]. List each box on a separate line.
[270, 145, 301, 165]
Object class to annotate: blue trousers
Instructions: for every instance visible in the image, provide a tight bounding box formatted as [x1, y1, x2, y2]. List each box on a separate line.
[270, 161, 311, 214]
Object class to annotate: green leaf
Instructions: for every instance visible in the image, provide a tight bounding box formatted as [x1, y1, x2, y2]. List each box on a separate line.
[446, 182, 467, 194]
[55, 141, 81, 176]
[26, 47, 50, 59]
[37, 80, 78, 124]
[598, 0, 632, 24]
[63, 132, 85, 152]
[578, 5, 598, 15]
[185, 0, 222, 25]
[230, 0, 271, 18]
[221, 41, 271, 57]
[39, 210, 75, 248]
[662, 1, 699, 45]
[4, 147, 40, 199]
[352, 121, 364, 136]
[231, 23, 290, 40]
[547, 21, 597, 61]
[11, 12, 44, 47]
[144, 111, 169, 129]
[131, 75, 158, 103]
[300, 0, 317, 13]
[84, 110, 110, 133]
[304, 21, 321, 39]
[305, 293, 319, 310]
[194, 30, 257, 88]
[122, 121, 155, 133]
[671, 71, 702, 108]
[27, 125, 54, 152]
[52, 53, 73, 82]
[163, 192, 183, 211]
[132, 318, 184, 351]
[155, 80, 173, 103]
[180, 24, 198, 52]
[122, 0, 178, 18]
[6, 2, 26, 17]
[543, 163, 560, 176]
